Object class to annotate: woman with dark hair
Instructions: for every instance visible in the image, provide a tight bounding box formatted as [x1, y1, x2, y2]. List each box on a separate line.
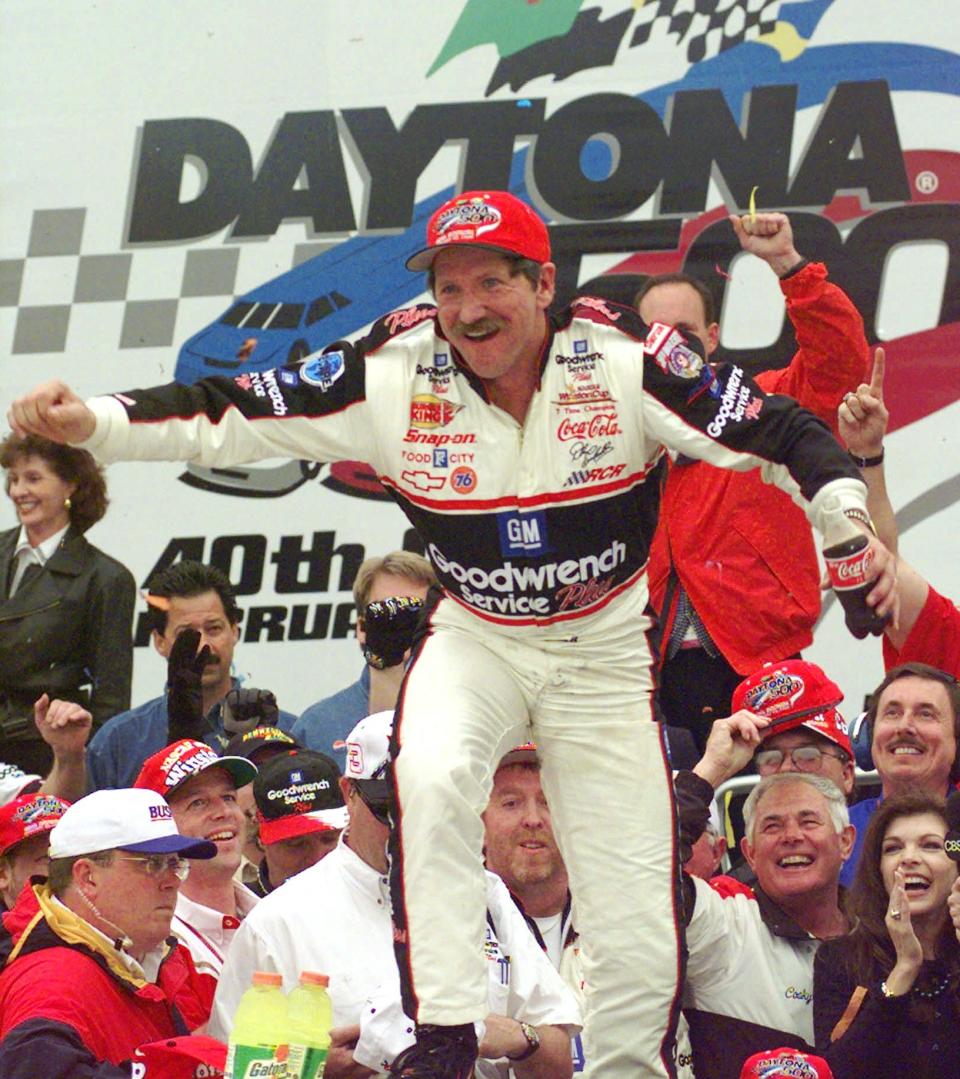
[0, 433, 135, 773]
[813, 790, 960, 1078]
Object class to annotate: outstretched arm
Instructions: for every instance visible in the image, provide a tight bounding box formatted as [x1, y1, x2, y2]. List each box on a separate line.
[8, 381, 96, 444]
[839, 347, 930, 647]
[839, 347, 897, 554]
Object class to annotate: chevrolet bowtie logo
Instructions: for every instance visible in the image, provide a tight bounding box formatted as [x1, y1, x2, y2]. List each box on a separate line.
[401, 470, 446, 492]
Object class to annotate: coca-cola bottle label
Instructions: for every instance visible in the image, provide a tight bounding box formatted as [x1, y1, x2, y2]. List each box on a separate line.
[825, 545, 874, 591]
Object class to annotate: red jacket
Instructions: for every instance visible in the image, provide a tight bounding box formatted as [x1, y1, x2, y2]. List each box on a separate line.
[882, 583, 960, 678]
[647, 262, 869, 674]
[0, 883, 211, 1079]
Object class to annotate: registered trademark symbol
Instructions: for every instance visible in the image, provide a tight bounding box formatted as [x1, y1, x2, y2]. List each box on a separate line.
[915, 170, 939, 194]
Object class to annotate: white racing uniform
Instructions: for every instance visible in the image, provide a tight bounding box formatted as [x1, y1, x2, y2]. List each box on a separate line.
[79, 297, 869, 1077]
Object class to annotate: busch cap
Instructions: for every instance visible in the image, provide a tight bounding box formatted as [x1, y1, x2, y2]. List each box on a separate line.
[224, 725, 300, 762]
[253, 749, 348, 846]
[337, 710, 394, 802]
[48, 788, 217, 860]
[740, 1047, 833, 1078]
[134, 739, 258, 799]
[406, 190, 550, 272]
[0, 793, 70, 858]
[732, 659, 852, 759]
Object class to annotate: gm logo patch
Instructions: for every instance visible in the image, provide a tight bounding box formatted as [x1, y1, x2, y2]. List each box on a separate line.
[497, 510, 548, 556]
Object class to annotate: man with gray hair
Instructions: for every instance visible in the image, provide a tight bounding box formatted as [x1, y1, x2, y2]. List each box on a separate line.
[675, 712, 856, 1079]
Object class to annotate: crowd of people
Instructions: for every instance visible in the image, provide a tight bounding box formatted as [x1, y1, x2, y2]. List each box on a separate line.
[0, 189, 957, 1078]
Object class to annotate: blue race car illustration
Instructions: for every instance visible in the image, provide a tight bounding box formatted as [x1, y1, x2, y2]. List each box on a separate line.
[174, 189, 452, 386]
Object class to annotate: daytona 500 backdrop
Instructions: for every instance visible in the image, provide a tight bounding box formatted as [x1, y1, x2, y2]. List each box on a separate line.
[1, 0, 957, 715]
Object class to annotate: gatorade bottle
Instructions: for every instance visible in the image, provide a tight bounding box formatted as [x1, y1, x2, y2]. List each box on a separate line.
[226, 970, 289, 1079]
[286, 971, 333, 1078]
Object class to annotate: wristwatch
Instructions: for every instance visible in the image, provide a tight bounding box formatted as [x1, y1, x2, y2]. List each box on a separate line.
[506, 1020, 541, 1061]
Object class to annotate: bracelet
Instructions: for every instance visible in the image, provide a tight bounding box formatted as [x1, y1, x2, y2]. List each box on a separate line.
[849, 448, 885, 468]
[843, 507, 877, 535]
[506, 1021, 541, 1061]
[879, 980, 896, 998]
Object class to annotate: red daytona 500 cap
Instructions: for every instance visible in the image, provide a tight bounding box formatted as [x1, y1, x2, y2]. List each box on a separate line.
[732, 659, 851, 757]
[406, 190, 551, 271]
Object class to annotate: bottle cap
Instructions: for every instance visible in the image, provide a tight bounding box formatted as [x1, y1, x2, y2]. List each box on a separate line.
[252, 971, 284, 987]
[300, 971, 330, 987]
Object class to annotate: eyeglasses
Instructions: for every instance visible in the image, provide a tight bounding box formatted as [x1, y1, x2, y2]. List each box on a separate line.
[115, 853, 191, 881]
[754, 745, 848, 775]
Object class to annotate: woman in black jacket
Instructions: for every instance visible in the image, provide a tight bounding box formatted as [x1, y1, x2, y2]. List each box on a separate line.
[813, 790, 960, 1078]
[0, 434, 135, 773]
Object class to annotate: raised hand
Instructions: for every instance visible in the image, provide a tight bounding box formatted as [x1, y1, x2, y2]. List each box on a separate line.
[166, 628, 212, 740]
[839, 346, 888, 458]
[883, 866, 923, 994]
[694, 709, 771, 788]
[8, 380, 97, 444]
[729, 211, 803, 277]
[34, 694, 92, 756]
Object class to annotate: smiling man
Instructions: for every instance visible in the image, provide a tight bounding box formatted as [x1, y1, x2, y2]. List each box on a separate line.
[8, 188, 897, 1079]
[676, 717, 854, 1078]
[134, 737, 258, 1007]
[841, 662, 960, 887]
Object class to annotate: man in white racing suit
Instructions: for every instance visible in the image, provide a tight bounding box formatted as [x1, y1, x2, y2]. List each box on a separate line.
[8, 189, 896, 1079]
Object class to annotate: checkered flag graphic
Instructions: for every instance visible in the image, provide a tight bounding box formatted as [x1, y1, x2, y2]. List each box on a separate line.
[1, 207, 331, 356]
[631, 0, 781, 64]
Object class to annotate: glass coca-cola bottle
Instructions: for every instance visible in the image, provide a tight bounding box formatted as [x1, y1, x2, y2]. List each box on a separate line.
[821, 499, 889, 639]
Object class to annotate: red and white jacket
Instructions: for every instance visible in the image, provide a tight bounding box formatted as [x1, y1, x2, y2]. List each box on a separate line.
[82, 297, 868, 634]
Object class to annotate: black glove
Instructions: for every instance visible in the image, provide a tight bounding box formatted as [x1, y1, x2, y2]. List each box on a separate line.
[166, 629, 212, 741]
[222, 687, 280, 735]
[361, 596, 424, 670]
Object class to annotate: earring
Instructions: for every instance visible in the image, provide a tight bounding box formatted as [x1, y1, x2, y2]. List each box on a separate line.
[64, 497, 72, 510]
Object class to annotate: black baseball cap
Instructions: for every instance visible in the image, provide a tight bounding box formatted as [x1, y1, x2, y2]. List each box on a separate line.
[253, 750, 348, 846]
[225, 726, 300, 762]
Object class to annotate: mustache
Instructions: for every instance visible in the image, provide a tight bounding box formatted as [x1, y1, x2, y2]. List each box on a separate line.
[453, 318, 500, 337]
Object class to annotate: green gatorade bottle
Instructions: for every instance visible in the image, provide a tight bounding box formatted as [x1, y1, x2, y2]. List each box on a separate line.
[285, 971, 333, 1078]
[226, 970, 289, 1079]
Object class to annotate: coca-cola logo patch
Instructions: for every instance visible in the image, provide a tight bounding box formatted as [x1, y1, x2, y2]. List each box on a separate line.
[825, 546, 874, 590]
[557, 413, 621, 441]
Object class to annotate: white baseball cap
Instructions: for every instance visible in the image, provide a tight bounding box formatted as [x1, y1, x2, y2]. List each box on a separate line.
[48, 788, 217, 860]
[339, 711, 393, 797]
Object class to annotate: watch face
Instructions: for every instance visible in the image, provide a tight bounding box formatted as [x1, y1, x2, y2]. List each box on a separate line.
[508, 1021, 541, 1061]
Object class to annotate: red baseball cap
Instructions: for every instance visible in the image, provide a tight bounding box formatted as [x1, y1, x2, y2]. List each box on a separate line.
[406, 190, 551, 271]
[132, 1034, 226, 1078]
[0, 793, 70, 858]
[740, 1047, 833, 1078]
[134, 739, 257, 800]
[732, 659, 851, 759]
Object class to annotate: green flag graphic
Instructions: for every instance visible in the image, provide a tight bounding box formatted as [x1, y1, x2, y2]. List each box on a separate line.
[428, 0, 585, 76]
